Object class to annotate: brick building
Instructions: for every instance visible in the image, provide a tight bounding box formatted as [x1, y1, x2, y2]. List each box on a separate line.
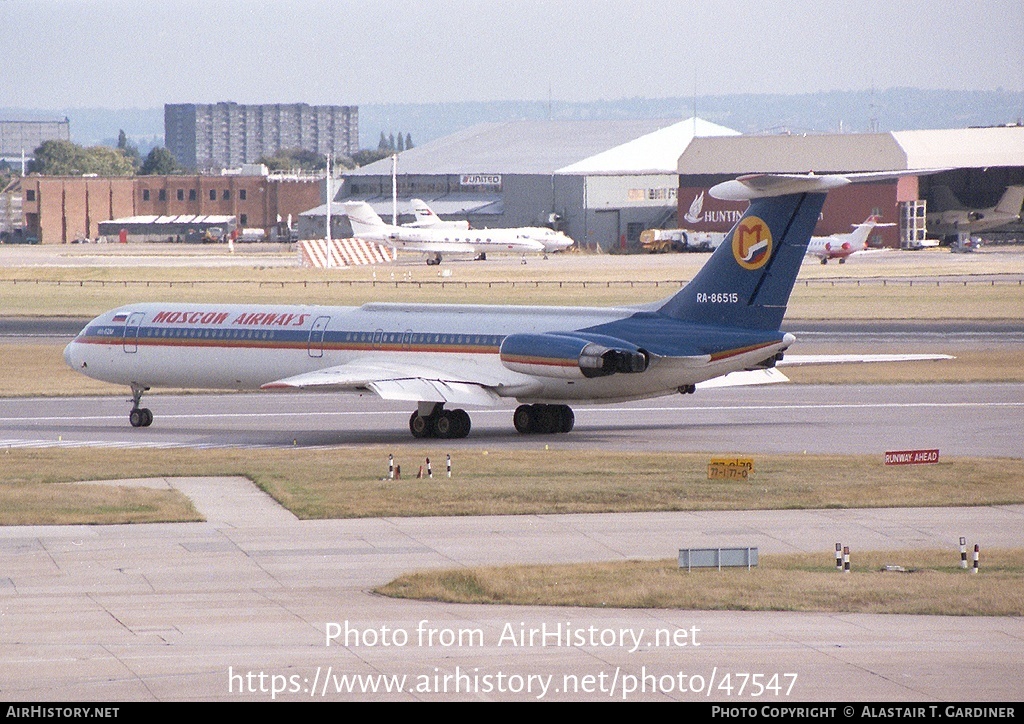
[11, 171, 322, 243]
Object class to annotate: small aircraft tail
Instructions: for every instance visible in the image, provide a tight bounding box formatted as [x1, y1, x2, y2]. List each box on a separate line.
[344, 201, 388, 237]
[411, 198, 437, 224]
[928, 186, 963, 212]
[659, 174, 847, 331]
[846, 215, 894, 249]
[994, 186, 1024, 217]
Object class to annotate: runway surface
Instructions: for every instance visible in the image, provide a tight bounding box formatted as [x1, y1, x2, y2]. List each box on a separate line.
[2, 383, 1022, 457]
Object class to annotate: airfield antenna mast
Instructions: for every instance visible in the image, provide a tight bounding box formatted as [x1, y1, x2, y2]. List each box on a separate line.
[325, 153, 332, 268]
[868, 84, 880, 133]
[391, 154, 398, 226]
[693, 74, 697, 137]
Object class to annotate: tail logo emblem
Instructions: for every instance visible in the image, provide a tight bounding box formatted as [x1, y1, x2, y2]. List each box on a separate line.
[732, 216, 772, 270]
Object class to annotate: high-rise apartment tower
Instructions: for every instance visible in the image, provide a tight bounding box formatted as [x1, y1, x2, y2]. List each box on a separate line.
[165, 103, 358, 170]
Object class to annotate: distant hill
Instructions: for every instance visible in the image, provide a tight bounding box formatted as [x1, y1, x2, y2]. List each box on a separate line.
[361, 89, 1024, 146]
[3, 88, 1021, 152]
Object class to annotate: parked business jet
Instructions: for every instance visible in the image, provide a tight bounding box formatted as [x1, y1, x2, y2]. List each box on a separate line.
[805, 215, 894, 264]
[345, 201, 569, 264]
[67, 173, 920, 439]
[406, 199, 575, 255]
[405, 199, 470, 230]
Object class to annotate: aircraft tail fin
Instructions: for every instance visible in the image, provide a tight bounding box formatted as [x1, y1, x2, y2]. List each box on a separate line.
[659, 174, 847, 331]
[344, 201, 387, 237]
[847, 217, 879, 248]
[929, 186, 963, 212]
[994, 186, 1024, 217]
[411, 198, 437, 224]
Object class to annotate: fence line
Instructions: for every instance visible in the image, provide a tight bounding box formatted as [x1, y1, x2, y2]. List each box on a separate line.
[1, 277, 1022, 290]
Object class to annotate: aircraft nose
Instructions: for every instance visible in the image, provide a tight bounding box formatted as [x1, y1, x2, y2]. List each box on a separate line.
[64, 341, 82, 370]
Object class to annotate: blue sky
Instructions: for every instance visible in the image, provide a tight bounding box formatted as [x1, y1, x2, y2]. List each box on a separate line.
[2, 0, 1022, 108]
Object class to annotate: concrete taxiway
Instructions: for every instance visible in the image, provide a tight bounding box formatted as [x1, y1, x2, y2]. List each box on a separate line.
[1, 477, 1021, 701]
[1, 382, 1022, 700]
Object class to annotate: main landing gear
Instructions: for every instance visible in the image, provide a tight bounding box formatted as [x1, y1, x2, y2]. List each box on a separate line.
[409, 403, 471, 439]
[129, 384, 153, 428]
[406, 403, 577, 438]
[513, 404, 574, 434]
[426, 253, 443, 266]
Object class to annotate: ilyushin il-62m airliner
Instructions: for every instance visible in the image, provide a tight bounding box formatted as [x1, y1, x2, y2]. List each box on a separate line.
[64, 174, 918, 438]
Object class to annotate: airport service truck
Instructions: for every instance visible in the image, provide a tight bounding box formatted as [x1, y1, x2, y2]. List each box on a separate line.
[639, 228, 725, 253]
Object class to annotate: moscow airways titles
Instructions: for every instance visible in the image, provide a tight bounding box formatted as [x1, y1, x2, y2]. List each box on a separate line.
[151, 310, 312, 327]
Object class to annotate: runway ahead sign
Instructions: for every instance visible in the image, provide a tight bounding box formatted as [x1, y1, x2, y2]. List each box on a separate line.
[885, 449, 940, 465]
[708, 458, 754, 479]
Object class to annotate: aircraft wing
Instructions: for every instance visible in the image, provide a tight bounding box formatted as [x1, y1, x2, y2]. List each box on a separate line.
[261, 359, 506, 407]
[696, 354, 954, 389]
[778, 354, 954, 365]
[696, 368, 790, 388]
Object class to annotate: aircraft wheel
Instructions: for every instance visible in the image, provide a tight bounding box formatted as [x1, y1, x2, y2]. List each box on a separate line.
[820, 258, 828, 265]
[838, 258, 846, 264]
[129, 409, 144, 428]
[140, 408, 154, 427]
[451, 409, 471, 438]
[558, 405, 574, 433]
[532, 405, 555, 434]
[513, 405, 534, 434]
[432, 410, 453, 439]
[410, 412, 431, 438]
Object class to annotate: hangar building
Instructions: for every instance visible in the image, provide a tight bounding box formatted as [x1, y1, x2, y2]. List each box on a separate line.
[312, 118, 738, 250]
[677, 126, 1024, 248]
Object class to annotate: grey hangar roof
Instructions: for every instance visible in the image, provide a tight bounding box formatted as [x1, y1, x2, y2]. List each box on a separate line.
[678, 126, 1024, 175]
[349, 119, 708, 176]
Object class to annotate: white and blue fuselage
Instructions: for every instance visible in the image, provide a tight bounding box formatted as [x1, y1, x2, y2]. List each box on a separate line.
[65, 174, 845, 437]
[64, 301, 789, 403]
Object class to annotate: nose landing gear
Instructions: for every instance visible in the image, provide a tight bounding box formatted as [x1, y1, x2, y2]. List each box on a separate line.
[129, 384, 153, 427]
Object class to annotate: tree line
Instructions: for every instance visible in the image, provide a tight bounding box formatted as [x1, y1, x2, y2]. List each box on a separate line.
[379, 131, 413, 152]
[21, 132, 401, 178]
[27, 131, 178, 176]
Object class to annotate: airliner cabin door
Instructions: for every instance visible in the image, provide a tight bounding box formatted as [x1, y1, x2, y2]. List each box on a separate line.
[308, 315, 331, 358]
[123, 311, 145, 353]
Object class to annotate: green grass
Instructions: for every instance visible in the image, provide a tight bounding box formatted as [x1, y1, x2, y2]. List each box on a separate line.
[377, 549, 1024, 615]
[0, 479, 200, 525]
[2, 448, 1023, 523]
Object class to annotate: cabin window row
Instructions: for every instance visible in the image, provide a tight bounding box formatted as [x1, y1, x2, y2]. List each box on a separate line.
[341, 332, 501, 346]
[138, 327, 276, 340]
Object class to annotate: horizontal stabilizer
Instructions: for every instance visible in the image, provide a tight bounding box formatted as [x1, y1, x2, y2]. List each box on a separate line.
[711, 174, 850, 201]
